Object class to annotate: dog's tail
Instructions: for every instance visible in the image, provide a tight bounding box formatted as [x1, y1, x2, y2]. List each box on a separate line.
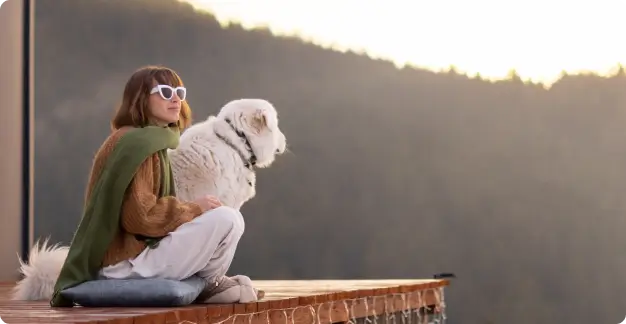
[11, 238, 69, 301]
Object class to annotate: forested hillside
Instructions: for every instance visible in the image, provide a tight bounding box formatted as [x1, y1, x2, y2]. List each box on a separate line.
[33, 0, 626, 322]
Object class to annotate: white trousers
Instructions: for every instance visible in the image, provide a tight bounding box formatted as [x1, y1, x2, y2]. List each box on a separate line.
[100, 206, 245, 284]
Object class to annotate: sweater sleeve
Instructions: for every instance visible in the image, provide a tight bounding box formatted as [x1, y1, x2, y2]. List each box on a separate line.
[120, 153, 204, 238]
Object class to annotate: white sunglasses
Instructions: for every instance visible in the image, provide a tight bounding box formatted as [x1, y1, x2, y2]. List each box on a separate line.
[150, 84, 187, 101]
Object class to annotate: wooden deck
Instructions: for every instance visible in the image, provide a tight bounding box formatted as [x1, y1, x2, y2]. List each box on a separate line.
[0, 279, 449, 324]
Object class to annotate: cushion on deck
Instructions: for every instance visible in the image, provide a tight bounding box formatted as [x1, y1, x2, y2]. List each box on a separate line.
[59, 276, 206, 307]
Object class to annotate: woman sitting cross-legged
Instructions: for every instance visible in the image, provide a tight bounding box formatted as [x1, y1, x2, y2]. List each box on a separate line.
[50, 65, 263, 307]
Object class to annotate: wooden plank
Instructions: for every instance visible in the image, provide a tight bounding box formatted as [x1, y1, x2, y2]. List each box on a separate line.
[0, 279, 449, 324]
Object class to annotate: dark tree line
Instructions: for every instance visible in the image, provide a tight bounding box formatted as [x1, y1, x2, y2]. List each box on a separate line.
[32, 0, 626, 322]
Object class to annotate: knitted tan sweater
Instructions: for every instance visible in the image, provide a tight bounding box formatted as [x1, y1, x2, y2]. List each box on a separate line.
[83, 127, 204, 267]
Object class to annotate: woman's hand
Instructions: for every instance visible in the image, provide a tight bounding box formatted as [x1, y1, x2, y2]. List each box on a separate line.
[193, 195, 223, 212]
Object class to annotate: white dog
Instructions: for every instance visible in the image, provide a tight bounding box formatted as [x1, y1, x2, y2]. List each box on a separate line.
[11, 98, 287, 301]
[170, 98, 287, 209]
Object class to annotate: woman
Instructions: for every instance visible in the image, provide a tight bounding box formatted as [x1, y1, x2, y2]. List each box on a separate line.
[50, 65, 259, 307]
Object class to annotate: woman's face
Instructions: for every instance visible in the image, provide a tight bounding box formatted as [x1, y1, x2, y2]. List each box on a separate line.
[147, 83, 186, 126]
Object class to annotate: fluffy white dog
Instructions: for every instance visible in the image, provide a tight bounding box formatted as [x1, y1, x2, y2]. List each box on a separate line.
[11, 98, 287, 301]
[170, 98, 287, 209]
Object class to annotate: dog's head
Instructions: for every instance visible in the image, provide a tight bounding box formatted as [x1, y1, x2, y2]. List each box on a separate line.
[217, 98, 287, 168]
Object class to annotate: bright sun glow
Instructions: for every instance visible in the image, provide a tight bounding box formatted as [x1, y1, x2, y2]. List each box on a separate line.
[181, 0, 626, 86]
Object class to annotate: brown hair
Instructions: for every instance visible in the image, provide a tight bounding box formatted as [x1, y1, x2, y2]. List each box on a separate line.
[111, 65, 192, 130]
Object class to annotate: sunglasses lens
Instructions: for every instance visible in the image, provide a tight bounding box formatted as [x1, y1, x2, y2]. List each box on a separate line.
[159, 87, 173, 99]
[176, 88, 186, 101]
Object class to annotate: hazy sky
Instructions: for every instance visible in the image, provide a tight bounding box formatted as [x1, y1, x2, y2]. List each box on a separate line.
[182, 0, 625, 85]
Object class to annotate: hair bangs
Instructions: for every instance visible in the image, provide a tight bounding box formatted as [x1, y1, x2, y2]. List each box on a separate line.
[153, 68, 184, 87]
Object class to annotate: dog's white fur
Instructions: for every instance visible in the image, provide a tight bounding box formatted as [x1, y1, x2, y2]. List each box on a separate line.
[170, 98, 286, 209]
[11, 98, 286, 301]
[11, 238, 69, 301]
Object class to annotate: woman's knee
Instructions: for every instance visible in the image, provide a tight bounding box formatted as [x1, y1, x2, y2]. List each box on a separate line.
[195, 206, 244, 233]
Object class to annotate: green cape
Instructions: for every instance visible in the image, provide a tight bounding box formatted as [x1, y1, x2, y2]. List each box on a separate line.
[50, 126, 179, 307]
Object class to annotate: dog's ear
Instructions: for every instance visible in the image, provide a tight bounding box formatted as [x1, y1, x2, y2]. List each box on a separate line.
[249, 108, 267, 132]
